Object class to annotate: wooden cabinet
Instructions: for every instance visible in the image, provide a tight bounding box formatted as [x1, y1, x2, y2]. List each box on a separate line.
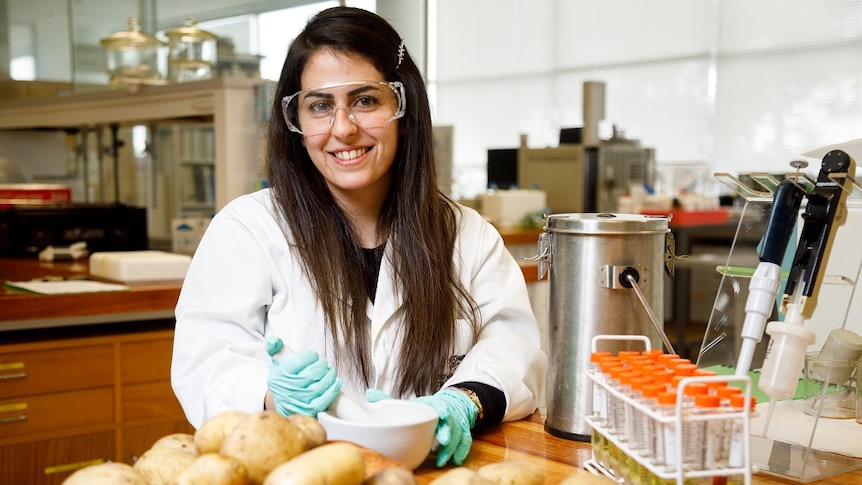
[0, 325, 193, 484]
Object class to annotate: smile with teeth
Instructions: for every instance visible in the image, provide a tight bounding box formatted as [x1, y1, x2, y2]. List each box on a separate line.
[333, 147, 370, 161]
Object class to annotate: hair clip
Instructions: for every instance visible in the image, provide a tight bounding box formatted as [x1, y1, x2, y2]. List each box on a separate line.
[396, 39, 406, 69]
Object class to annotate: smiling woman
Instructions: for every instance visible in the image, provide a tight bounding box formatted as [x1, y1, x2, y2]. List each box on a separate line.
[171, 5, 547, 471]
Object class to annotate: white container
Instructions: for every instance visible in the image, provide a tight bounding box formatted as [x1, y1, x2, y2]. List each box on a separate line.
[479, 189, 546, 228]
[90, 250, 191, 282]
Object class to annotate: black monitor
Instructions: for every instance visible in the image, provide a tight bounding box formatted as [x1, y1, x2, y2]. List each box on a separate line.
[487, 148, 518, 189]
[559, 127, 582, 144]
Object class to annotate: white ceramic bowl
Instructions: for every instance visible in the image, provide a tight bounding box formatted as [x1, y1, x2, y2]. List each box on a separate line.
[317, 399, 438, 469]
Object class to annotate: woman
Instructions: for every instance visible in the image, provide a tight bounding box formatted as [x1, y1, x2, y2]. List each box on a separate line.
[171, 6, 547, 467]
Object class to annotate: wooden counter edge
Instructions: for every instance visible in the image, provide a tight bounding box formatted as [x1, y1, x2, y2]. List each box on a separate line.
[412, 409, 862, 485]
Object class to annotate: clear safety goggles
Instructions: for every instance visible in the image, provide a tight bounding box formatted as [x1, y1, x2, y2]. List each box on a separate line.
[281, 80, 406, 136]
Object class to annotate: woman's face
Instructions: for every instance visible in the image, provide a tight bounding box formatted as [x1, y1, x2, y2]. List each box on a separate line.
[298, 49, 399, 205]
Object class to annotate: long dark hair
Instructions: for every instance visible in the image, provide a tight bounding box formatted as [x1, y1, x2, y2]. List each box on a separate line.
[266, 6, 480, 397]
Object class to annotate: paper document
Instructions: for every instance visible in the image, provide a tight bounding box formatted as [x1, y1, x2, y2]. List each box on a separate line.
[4, 280, 131, 295]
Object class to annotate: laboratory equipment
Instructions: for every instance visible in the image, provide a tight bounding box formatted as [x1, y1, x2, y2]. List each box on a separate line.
[100, 17, 167, 86]
[698, 149, 862, 482]
[164, 18, 218, 83]
[535, 213, 671, 441]
[585, 335, 754, 485]
[740, 151, 855, 404]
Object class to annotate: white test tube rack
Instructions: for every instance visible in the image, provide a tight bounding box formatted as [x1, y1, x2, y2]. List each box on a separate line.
[584, 335, 755, 485]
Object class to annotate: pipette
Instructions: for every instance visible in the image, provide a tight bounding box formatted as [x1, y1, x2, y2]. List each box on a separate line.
[735, 179, 804, 377]
[754, 150, 855, 432]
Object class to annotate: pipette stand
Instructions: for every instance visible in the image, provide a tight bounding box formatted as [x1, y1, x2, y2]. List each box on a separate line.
[696, 169, 862, 482]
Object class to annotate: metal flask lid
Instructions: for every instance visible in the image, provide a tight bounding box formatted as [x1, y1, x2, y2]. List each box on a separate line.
[100, 16, 166, 51]
[545, 212, 669, 235]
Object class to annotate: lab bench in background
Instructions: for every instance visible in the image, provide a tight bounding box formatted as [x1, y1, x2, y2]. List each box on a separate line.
[0, 257, 189, 485]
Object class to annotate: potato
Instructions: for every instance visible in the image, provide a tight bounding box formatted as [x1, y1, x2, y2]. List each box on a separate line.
[558, 470, 618, 485]
[477, 460, 545, 485]
[338, 440, 409, 479]
[428, 468, 495, 485]
[151, 432, 198, 455]
[62, 462, 149, 485]
[195, 410, 250, 454]
[174, 452, 250, 485]
[263, 442, 365, 485]
[133, 446, 197, 485]
[362, 467, 418, 485]
[220, 411, 308, 485]
[286, 414, 327, 449]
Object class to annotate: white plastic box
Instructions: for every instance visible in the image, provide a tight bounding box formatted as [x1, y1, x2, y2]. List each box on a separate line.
[89, 250, 192, 282]
[479, 189, 546, 228]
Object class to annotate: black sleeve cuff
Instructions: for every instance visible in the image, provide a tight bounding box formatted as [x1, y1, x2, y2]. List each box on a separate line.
[454, 381, 506, 428]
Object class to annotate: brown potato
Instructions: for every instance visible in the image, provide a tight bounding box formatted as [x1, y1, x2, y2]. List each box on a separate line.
[220, 411, 308, 485]
[174, 452, 249, 485]
[362, 467, 418, 485]
[195, 410, 250, 454]
[558, 470, 618, 485]
[62, 462, 149, 485]
[132, 446, 197, 485]
[335, 440, 409, 479]
[262, 442, 365, 485]
[477, 460, 545, 485]
[151, 432, 198, 455]
[286, 414, 327, 449]
[428, 468, 495, 485]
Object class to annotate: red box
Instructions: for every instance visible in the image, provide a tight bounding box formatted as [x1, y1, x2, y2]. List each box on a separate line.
[641, 208, 731, 226]
[0, 184, 72, 207]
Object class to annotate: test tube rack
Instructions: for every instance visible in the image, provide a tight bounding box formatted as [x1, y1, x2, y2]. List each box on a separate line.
[584, 336, 754, 485]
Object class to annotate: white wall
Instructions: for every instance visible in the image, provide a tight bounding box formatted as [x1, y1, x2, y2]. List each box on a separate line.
[431, 0, 862, 198]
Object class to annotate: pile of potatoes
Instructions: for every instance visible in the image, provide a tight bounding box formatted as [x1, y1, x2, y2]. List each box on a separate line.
[61, 410, 413, 485]
[62, 409, 618, 485]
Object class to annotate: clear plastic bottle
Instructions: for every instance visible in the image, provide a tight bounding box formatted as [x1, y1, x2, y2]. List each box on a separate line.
[606, 364, 630, 438]
[679, 383, 710, 472]
[619, 369, 643, 445]
[591, 356, 621, 470]
[653, 390, 680, 478]
[725, 393, 755, 485]
[693, 394, 723, 471]
[657, 353, 682, 368]
[629, 375, 655, 454]
[590, 352, 616, 423]
[642, 348, 666, 363]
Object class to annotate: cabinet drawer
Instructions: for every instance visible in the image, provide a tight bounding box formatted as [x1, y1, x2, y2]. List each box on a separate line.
[0, 430, 115, 485]
[122, 381, 184, 422]
[0, 387, 114, 439]
[121, 338, 173, 384]
[0, 344, 114, 398]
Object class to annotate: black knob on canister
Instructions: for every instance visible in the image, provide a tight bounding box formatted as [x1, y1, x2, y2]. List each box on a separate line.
[619, 267, 639, 288]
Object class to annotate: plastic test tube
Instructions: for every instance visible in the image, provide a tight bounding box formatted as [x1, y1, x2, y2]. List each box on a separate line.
[654, 390, 680, 473]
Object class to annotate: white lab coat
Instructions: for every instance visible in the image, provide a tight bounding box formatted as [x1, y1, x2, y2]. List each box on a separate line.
[171, 189, 548, 428]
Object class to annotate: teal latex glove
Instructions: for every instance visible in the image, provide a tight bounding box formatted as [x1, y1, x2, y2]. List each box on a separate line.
[266, 337, 341, 417]
[367, 388, 477, 467]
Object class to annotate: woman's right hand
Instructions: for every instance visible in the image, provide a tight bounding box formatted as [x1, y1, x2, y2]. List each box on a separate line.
[265, 337, 341, 417]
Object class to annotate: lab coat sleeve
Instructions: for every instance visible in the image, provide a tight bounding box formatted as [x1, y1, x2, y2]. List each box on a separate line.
[444, 207, 549, 422]
[171, 192, 281, 428]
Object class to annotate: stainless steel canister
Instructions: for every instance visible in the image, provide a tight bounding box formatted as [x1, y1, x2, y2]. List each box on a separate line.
[538, 213, 670, 440]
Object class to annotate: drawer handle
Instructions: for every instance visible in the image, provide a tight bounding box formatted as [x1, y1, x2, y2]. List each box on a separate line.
[44, 458, 105, 475]
[0, 371, 28, 380]
[0, 401, 27, 424]
[0, 414, 27, 424]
